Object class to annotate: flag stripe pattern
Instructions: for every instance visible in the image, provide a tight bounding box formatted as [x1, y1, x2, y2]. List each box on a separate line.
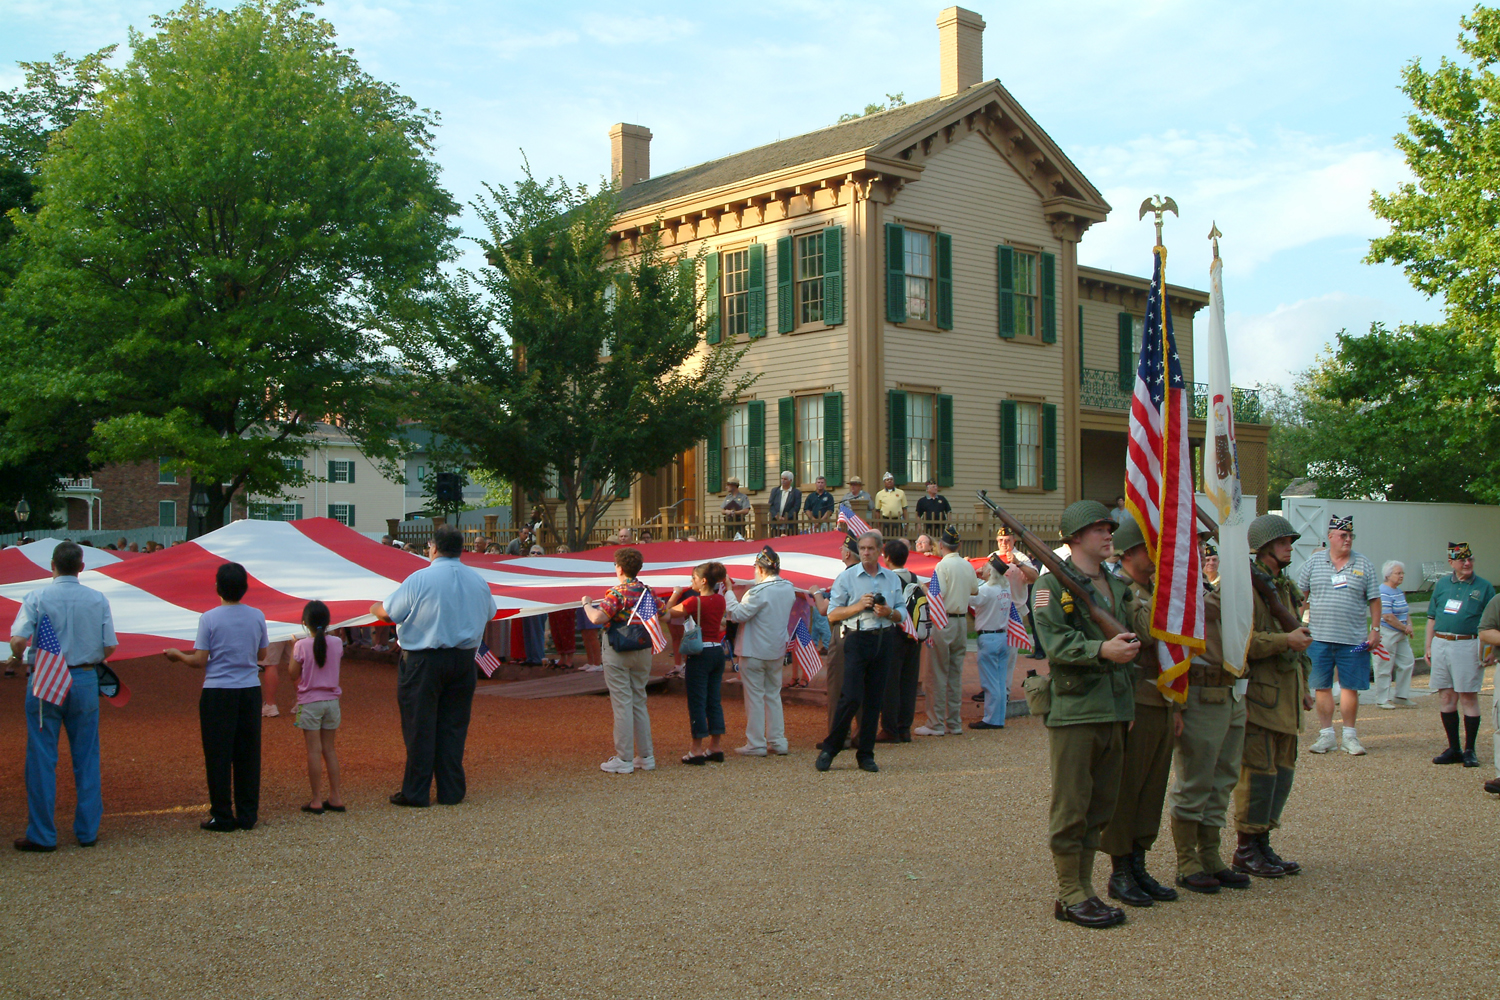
[786, 617, 823, 683]
[30, 614, 72, 707]
[1005, 602, 1032, 651]
[475, 642, 503, 678]
[632, 588, 669, 654]
[1124, 246, 1205, 701]
[836, 503, 870, 537]
[926, 574, 949, 629]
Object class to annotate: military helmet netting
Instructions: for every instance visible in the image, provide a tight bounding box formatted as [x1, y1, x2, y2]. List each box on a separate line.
[1059, 500, 1116, 539]
[1247, 514, 1299, 553]
[1112, 515, 1147, 554]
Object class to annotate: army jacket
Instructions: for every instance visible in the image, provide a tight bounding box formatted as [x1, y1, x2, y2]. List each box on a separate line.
[1034, 557, 1136, 728]
[1120, 578, 1176, 708]
[1244, 560, 1309, 735]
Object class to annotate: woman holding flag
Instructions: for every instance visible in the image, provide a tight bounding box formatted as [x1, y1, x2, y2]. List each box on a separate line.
[583, 547, 661, 775]
[723, 547, 797, 757]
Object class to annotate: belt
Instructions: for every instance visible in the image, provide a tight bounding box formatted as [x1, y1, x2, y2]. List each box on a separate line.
[845, 623, 893, 633]
[1436, 633, 1477, 641]
[977, 629, 1004, 634]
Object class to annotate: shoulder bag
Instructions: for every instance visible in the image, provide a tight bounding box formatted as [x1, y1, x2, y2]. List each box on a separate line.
[678, 598, 705, 656]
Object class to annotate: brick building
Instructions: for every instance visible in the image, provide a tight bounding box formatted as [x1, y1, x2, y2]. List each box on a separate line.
[68, 460, 197, 531]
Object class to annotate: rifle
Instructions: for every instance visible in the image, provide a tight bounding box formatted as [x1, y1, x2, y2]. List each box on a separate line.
[977, 491, 1130, 639]
[1194, 508, 1304, 635]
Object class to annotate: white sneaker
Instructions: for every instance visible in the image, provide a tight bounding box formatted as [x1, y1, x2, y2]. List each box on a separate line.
[770, 746, 790, 756]
[633, 755, 656, 771]
[913, 726, 945, 737]
[581, 663, 604, 673]
[261, 703, 279, 718]
[1342, 733, 1367, 756]
[1377, 701, 1396, 710]
[1309, 730, 1338, 754]
[600, 756, 634, 774]
[734, 745, 767, 756]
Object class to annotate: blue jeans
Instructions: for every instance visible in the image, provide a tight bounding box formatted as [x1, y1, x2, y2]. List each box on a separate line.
[684, 645, 726, 739]
[25, 666, 103, 847]
[976, 633, 1015, 726]
[1308, 640, 1371, 691]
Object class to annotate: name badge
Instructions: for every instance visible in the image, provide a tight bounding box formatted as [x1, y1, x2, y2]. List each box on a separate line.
[1445, 598, 1464, 615]
[1331, 573, 1348, 589]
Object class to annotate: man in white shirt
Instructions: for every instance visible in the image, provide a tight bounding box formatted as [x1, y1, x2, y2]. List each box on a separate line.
[915, 525, 979, 737]
[968, 555, 1028, 729]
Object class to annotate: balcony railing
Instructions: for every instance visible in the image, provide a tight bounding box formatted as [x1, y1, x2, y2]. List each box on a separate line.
[1079, 368, 1262, 424]
[57, 477, 95, 491]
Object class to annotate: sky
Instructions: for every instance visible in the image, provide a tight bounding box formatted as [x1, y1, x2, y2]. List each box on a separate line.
[0, 0, 1476, 388]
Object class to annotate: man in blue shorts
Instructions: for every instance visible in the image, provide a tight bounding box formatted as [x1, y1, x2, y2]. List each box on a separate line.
[1297, 514, 1381, 756]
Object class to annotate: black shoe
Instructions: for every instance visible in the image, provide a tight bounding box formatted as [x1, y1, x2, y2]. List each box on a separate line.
[1175, 872, 1221, 894]
[1131, 849, 1178, 901]
[1054, 897, 1125, 928]
[814, 750, 833, 772]
[858, 758, 879, 773]
[968, 720, 1004, 730]
[78, 839, 97, 848]
[973, 690, 986, 702]
[1106, 856, 1154, 907]
[1433, 746, 1465, 765]
[897, 730, 913, 743]
[1206, 867, 1251, 889]
[237, 818, 257, 831]
[1256, 833, 1300, 876]
[874, 730, 900, 743]
[13, 837, 56, 852]
[199, 819, 237, 833]
[707, 750, 725, 763]
[388, 792, 429, 807]
[1462, 749, 1481, 768]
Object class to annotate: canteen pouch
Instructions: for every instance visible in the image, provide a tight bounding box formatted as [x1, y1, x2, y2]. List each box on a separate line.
[606, 621, 651, 652]
[1022, 671, 1052, 718]
[679, 607, 705, 656]
[1198, 686, 1229, 705]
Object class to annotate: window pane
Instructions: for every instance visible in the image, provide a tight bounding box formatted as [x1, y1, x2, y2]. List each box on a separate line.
[1014, 252, 1037, 337]
[796, 234, 823, 325]
[158, 500, 176, 527]
[904, 231, 932, 322]
[1017, 402, 1040, 488]
[158, 458, 175, 485]
[722, 250, 749, 337]
[906, 392, 933, 485]
[724, 404, 749, 485]
[797, 395, 824, 484]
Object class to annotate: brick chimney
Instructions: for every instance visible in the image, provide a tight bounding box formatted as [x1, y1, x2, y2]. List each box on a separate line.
[937, 7, 985, 98]
[610, 123, 652, 189]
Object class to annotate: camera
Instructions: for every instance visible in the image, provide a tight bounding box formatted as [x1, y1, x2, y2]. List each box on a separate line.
[870, 592, 886, 607]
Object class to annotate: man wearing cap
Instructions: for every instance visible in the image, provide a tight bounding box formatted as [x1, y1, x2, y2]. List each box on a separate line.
[1297, 514, 1381, 756]
[915, 480, 951, 538]
[1235, 515, 1314, 878]
[8, 541, 117, 851]
[874, 473, 907, 538]
[721, 477, 749, 539]
[803, 475, 835, 531]
[1099, 517, 1182, 907]
[724, 547, 797, 756]
[1032, 501, 1140, 928]
[841, 476, 872, 511]
[1427, 542, 1495, 767]
[768, 471, 802, 537]
[915, 525, 979, 737]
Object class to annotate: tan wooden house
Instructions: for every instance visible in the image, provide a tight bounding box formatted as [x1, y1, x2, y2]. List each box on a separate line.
[604, 6, 1268, 536]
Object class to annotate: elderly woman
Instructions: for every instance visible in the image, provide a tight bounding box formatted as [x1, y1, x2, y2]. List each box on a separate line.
[583, 548, 657, 774]
[724, 547, 797, 755]
[1376, 560, 1417, 709]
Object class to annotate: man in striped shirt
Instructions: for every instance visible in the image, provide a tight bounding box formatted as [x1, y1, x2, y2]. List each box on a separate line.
[1297, 515, 1381, 756]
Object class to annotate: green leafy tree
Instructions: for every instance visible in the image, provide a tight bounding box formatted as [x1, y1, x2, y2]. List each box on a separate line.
[391, 166, 756, 550]
[838, 92, 906, 123]
[1, 0, 458, 537]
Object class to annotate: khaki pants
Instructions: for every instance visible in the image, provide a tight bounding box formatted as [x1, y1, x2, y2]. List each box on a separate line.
[1100, 703, 1174, 856]
[926, 616, 967, 734]
[603, 646, 653, 761]
[1048, 721, 1126, 856]
[1170, 686, 1246, 828]
[824, 630, 846, 733]
[1373, 626, 1415, 704]
[1492, 692, 1500, 778]
[739, 655, 787, 753]
[1233, 723, 1297, 834]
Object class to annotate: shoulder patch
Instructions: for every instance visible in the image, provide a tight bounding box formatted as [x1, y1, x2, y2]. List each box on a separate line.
[1035, 588, 1051, 609]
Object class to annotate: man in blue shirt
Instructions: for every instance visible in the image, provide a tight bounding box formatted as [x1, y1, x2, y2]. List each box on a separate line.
[816, 532, 907, 773]
[372, 524, 498, 807]
[8, 541, 117, 852]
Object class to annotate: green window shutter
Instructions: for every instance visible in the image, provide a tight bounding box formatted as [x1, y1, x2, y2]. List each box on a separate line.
[885, 224, 906, 323]
[747, 400, 766, 491]
[997, 245, 1015, 338]
[778, 396, 795, 476]
[1042, 403, 1058, 491]
[704, 255, 721, 344]
[823, 391, 844, 487]
[822, 226, 844, 326]
[1078, 304, 1085, 367]
[1000, 399, 1018, 489]
[294, 504, 303, 520]
[347, 461, 355, 484]
[747, 242, 766, 338]
[887, 389, 907, 482]
[705, 424, 722, 493]
[1117, 312, 1134, 392]
[678, 259, 696, 338]
[348, 504, 356, 527]
[776, 236, 794, 334]
[1040, 251, 1057, 343]
[936, 232, 954, 330]
[327, 461, 335, 482]
[937, 393, 954, 487]
[615, 473, 630, 499]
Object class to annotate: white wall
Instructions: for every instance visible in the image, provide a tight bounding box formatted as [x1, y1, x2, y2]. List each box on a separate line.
[1284, 497, 1500, 589]
[249, 432, 406, 532]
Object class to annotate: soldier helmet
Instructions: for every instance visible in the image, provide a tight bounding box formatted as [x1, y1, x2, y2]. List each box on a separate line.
[1059, 500, 1116, 540]
[1112, 515, 1147, 555]
[1247, 514, 1299, 553]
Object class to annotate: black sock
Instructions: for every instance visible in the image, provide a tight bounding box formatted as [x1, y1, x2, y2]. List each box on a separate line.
[1464, 713, 1480, 752]
[1441, 710, 1461, 751]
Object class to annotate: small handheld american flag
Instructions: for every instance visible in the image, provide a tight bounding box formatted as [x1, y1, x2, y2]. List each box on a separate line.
[1006, 601, 1032, 651]
[837, 503, 870, 537]
[926, 574, 949, 629]
[786, 617, 823, 683]
[632, 588, 669, 654]
[30, 614, 72, 720]
[475, 642, 503, 678]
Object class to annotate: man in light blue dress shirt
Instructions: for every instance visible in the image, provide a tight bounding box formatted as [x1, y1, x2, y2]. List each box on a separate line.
[372, 525, 498, 807]
[8, 541, 117, 852]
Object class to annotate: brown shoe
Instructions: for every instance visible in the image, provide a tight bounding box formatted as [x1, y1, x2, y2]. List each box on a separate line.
[1206, 867, 1251, 889]
[1174, 871, 1221, 894]
[1054, 897, 1125, 928]
[1484, 777, 1500, 795]
[1232, 832, 1285, 878]
[874, 729, 900, 744]
[1257, 833, 1300, 876]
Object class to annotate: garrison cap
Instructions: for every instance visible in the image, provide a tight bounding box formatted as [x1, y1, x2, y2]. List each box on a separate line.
[940, 524, 962, 550]
[1449, 541, 1473, 560]
[1059, 500, 1116, 540]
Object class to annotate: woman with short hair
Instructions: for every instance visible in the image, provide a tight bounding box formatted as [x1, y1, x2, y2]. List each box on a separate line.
[1376, 560, 1417, 709]
[583, 548, 657, 774]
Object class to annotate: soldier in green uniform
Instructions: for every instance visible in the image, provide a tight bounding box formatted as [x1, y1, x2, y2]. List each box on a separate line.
[1032, 501, 1141, 929]
[1099, 517, 1180, 907]
[1233, 514, 1314, 878]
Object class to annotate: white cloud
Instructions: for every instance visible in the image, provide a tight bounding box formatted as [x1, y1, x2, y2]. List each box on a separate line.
[581, 15, 697, 46]
[1218, 292, 1422, 387]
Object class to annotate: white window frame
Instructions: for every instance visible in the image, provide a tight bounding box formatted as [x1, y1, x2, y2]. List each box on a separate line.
[904, 230, 933, 322]
[158, 500, 177, 527]
[906, 392, 934, 486]
[327, 503, 356, 527]
[723, 403, 750, 487]
[158, 458, 176, 485]
[795, 234, 824, 327]
[1016, 401, 1041, 489]
[796, 394, 824, 485]
[722, 249, 750, 338]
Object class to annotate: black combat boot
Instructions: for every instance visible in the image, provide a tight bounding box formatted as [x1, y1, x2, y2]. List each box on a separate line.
[1130, 848, 1178, 901]
[1106, 854, 1153, 907]
[1256, 833, 1300, 875]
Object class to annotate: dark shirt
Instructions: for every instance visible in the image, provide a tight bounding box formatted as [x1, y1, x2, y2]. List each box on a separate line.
[804, 490, 835, 517]
[916, 495, 952, 521]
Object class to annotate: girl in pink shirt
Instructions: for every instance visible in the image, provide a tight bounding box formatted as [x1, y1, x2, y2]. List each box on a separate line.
[289, 601, 344, 813]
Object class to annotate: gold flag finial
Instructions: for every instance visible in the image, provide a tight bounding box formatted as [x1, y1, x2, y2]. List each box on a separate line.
[1208, 222, 1222, 260]
[1138, 195, 1179, 247]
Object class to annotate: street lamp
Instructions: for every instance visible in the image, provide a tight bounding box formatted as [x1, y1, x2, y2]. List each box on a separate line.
[190, 490, 210, 519]
[15, 499, 29, 525]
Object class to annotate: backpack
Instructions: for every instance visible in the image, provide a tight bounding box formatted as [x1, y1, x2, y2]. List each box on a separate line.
[896, 569, 933, 643]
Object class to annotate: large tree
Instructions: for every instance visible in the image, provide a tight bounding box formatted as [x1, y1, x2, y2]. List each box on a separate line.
[392, 168, 755, 550]
[0, 0, 457, 536]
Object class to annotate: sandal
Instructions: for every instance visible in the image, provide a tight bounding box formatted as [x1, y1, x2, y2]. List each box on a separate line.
[681, 752, 709, 765]
[323, 804, 346, 813]
[301, 803, 325, 814]
[706, 750, 725, 763]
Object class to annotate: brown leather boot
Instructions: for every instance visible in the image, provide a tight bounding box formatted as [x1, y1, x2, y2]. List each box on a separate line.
[1232, 831, 1286, 878]
[1257, 833, 1300, 875]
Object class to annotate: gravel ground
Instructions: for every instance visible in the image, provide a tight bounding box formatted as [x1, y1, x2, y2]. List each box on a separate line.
[0, 659, 1496, 1000]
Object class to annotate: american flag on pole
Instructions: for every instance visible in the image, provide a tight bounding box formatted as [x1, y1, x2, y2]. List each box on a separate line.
[1124, 244, 1205, 702]
[926, 574, 949, 629]
[475, 642, 503, 678]
[30, 613, 72, 713]
[1005, 601, 1032, 651]
[836, 503, 870, 537]
[786, 617, 823, 683]
[631, 588, 669, 654]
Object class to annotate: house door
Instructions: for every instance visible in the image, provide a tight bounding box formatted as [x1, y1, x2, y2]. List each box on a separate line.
[677, 448, 696, 524]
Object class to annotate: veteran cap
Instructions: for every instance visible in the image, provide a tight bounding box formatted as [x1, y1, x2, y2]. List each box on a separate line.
[1328, 513, 1353, 533]
[1449, 541, 1473, 560]
[940, 524, 962, 550]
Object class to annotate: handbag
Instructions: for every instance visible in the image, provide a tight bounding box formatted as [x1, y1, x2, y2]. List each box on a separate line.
[679, 600, 705, 656]
[606, 620, 651, 652]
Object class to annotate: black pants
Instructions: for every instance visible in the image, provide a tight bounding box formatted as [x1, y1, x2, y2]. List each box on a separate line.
[399, 648, 478, 805]
[199, 686, 261, 828]
[881, 635, 922, 736]
[684, 645, 726, 739]
[821, 629, 894, 760]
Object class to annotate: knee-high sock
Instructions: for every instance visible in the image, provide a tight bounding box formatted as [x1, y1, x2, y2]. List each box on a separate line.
[1442, 710, 1461, 751]
[1464, 713, 1481, 752]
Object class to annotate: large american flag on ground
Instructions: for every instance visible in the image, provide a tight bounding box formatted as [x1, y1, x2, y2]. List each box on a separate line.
[631, 588, 669, 654]
[836, 503, 870, 537]
[30, 613, 71, 712]
[1124, 245, 1205, 701]
[475, 642, 503, 678]
[1006, 602, 1032, 651]
[786, 617, 823, 683]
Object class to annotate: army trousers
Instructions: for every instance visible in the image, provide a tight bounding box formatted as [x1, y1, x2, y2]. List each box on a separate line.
[1048, 720, 1126, 858]
[1233, 722, 1297, 835]
[1170, 686, 1246, 829]
[1099, 703, 1174, 856]
[925, 617, 968, 734]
